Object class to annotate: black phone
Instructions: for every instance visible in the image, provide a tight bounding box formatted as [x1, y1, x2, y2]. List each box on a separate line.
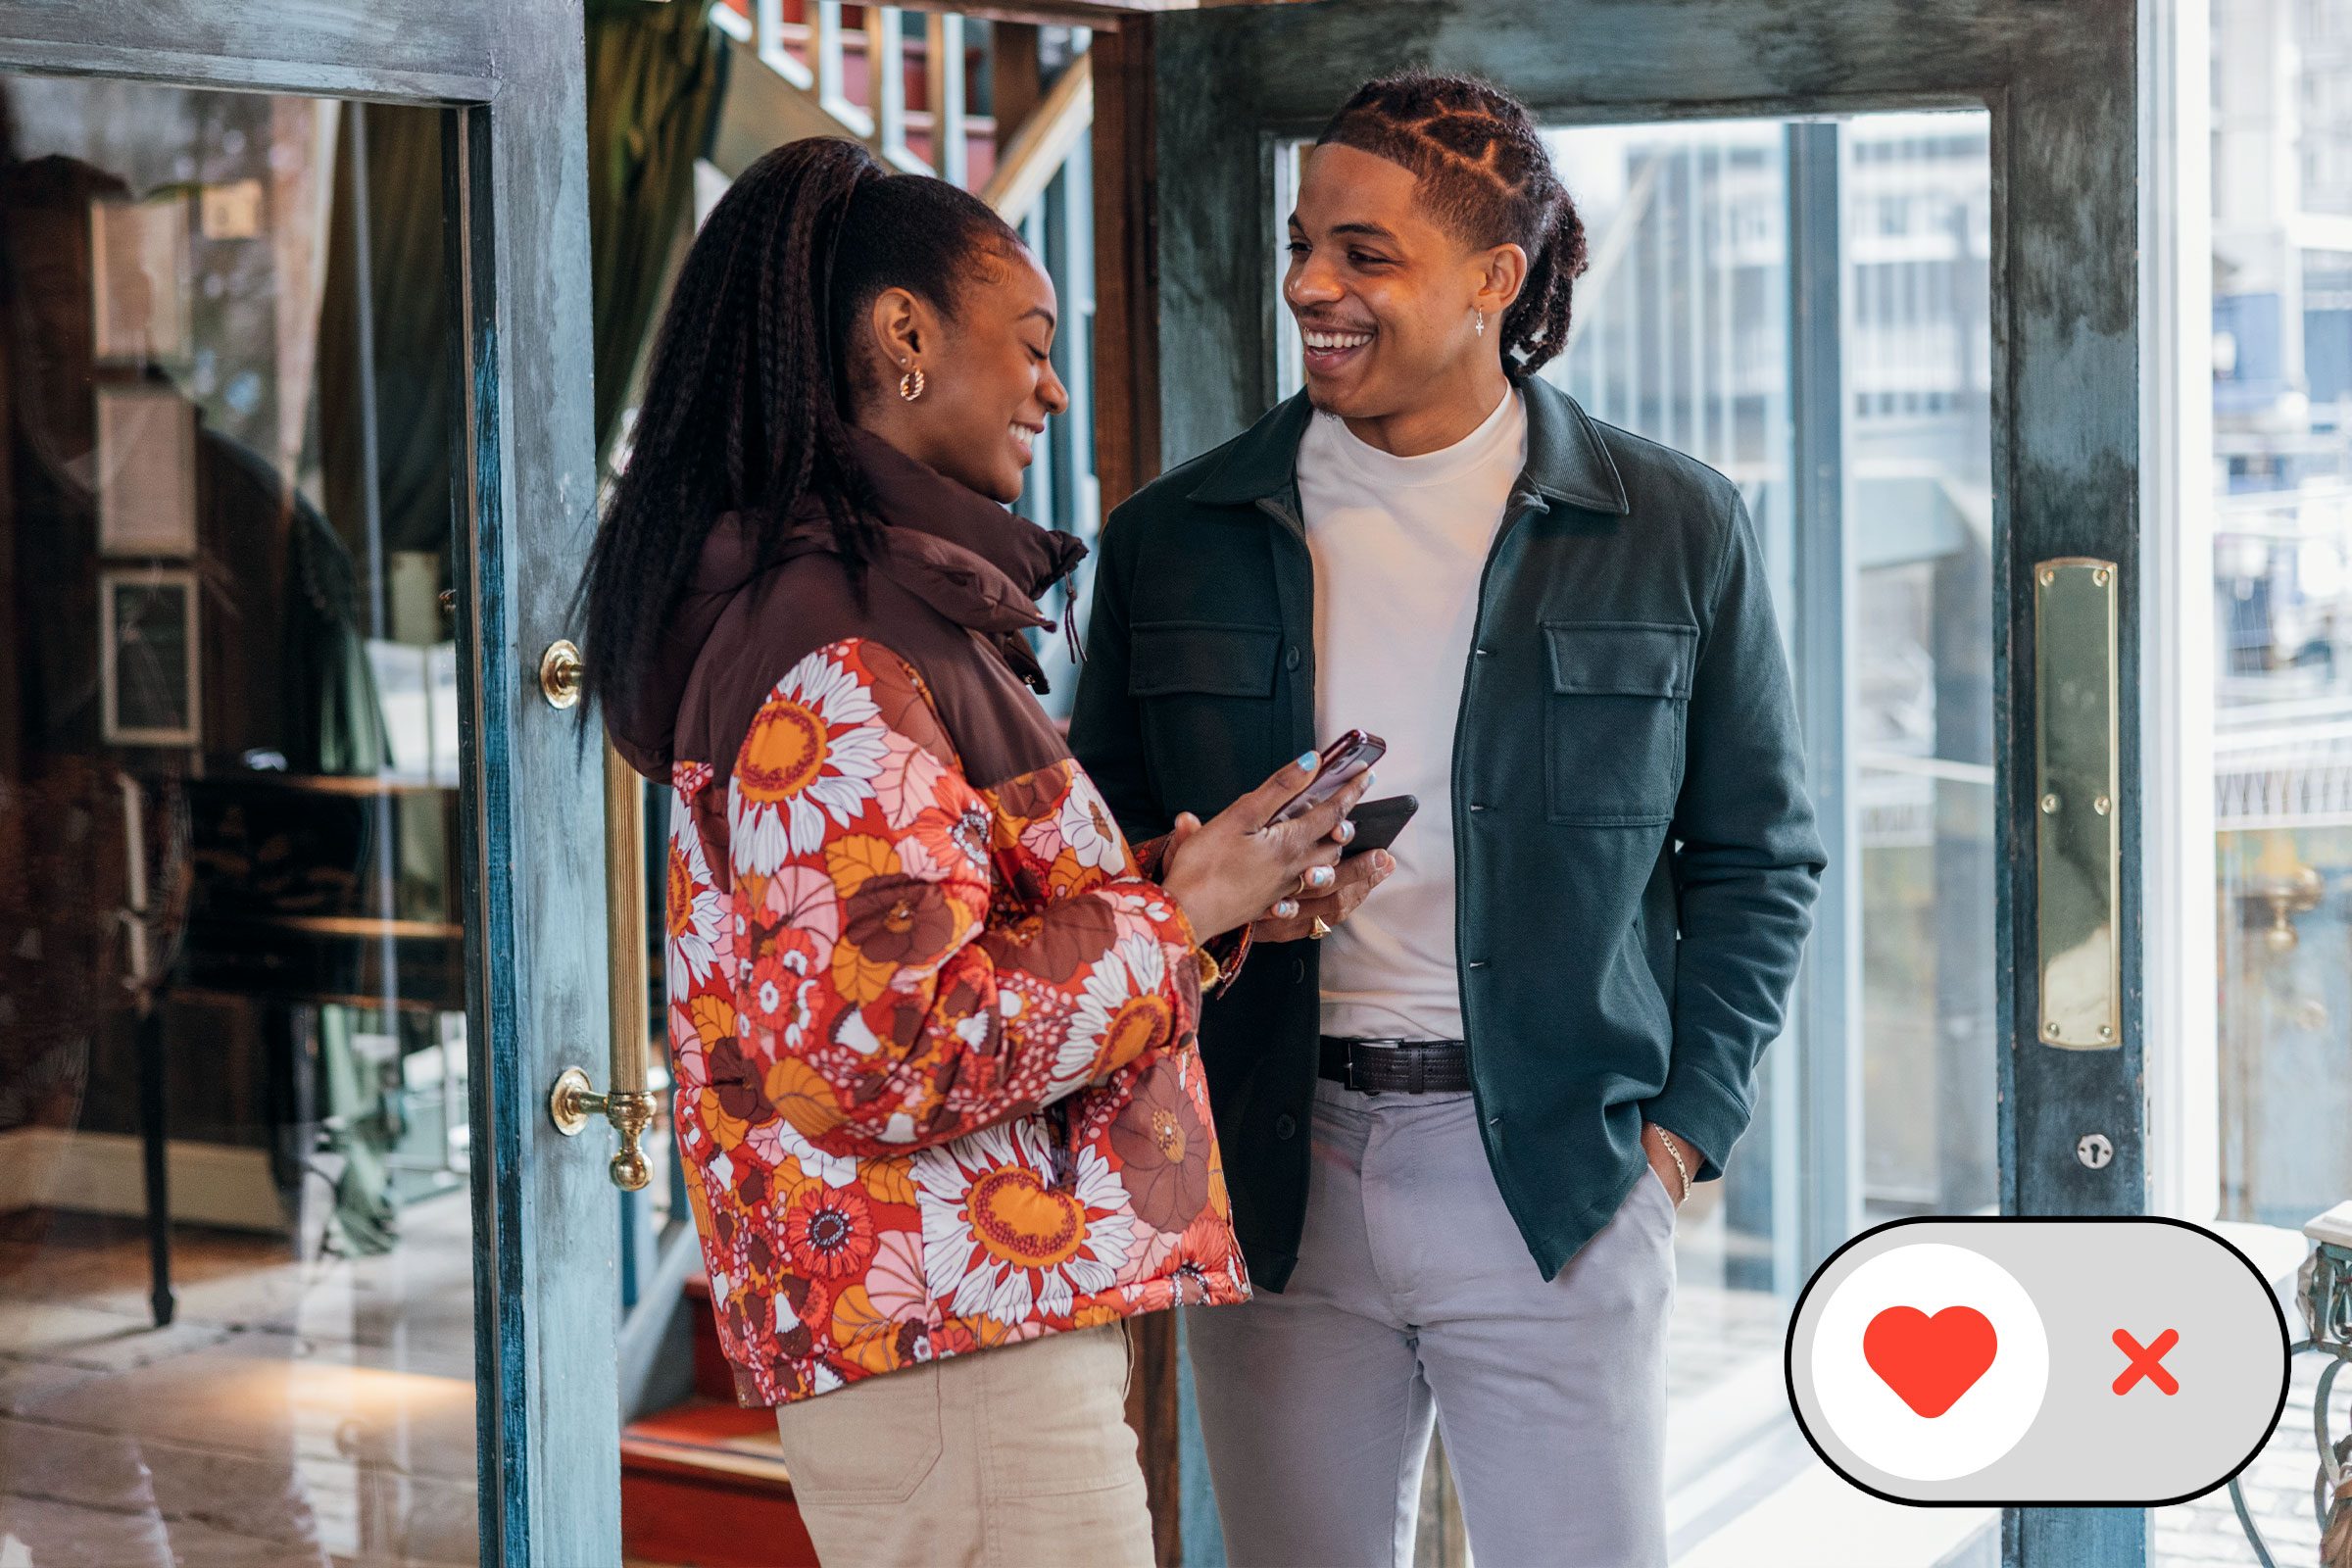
[1342, 794, 1418, 859]
[1268, 729, 1388, 826]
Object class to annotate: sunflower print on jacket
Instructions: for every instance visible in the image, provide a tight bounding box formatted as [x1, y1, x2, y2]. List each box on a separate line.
[666, 636, 1250, 1405]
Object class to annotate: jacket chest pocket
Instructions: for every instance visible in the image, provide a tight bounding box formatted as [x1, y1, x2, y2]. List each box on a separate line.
[1130, 621, 1285, 798]
[1543, 621, 1696, 826]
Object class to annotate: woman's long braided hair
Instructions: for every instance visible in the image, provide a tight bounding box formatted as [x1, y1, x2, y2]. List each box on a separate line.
[1314, 72, 1589, 379]
[577, 136, 1021, 726]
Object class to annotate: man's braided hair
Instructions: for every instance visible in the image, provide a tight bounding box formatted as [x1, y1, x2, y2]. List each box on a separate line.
[1315, 72, 1588, 379]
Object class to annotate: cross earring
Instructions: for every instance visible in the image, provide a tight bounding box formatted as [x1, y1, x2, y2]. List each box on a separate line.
[1474, 310, 1487, 338]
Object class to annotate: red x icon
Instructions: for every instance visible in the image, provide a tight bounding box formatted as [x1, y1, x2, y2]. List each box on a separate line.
[2112, 1328, 2180, 1395]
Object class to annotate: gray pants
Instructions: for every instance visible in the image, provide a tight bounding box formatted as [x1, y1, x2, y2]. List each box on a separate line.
[1186, 1077, 1677, 1568]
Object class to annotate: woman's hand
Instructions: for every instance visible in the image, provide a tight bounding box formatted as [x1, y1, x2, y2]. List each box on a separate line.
[1157, 752, 1373, 942]
[1250, 848, 1396, 943]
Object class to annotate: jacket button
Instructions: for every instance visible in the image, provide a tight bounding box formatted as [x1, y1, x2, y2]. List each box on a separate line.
[1292, 956, 1306, 984]
[1275, 1112, 1298, 1140]
[1285, 645, 1302, 671]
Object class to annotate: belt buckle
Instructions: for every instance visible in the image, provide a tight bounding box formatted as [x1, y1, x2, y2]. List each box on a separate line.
[1350, 1039, 1403, 1096]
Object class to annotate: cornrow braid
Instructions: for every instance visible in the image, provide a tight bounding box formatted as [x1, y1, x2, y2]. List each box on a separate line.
[1316, 71, 1588, 378]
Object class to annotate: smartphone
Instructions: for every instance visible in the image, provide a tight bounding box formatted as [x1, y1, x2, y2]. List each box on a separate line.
[1268, 729, 1387, 826]
[1341, 794, 1418, 859]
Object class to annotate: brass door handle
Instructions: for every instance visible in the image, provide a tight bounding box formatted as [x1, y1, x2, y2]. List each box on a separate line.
[540, 639, 584, 710]
[548, 739, 659, 1190]
[551, 1067, 659, 1190]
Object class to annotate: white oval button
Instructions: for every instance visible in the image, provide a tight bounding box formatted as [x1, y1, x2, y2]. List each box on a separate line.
[1788, 1218, 2290, 1504]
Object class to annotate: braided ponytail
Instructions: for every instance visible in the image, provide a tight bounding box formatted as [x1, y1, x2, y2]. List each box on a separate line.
[1316, 72, 1587, 381]
[1500, 195, 1587, 378]
[578, 137, 1022, 727]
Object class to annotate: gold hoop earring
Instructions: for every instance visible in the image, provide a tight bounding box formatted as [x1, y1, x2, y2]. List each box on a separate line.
[899, 366, 926, 402]
[1474, 310, 1487, 338]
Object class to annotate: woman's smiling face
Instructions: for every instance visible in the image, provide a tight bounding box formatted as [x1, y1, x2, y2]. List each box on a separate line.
[863, 243, 1068, 504]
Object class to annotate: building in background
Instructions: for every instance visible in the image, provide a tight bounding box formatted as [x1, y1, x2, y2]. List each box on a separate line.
[2210, 0, 2352, 1234]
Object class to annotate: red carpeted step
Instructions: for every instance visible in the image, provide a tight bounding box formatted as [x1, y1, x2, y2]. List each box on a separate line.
[621, 1398, 817, 1568]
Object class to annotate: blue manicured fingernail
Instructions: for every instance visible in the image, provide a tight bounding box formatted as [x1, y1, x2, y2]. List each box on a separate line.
[1307, 866, 1335, 889]
[1297, 752, 1319, 771]
[1336, 821, 1356, 842]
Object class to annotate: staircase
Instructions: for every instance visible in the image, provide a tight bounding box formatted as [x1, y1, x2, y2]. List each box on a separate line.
[617, 16, 1102, 1562]
[708, 2, 987, 176]
[706, 0, 1096, 221]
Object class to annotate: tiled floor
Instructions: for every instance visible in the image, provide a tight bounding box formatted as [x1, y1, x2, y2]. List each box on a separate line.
[0, 1199, 478, 1568]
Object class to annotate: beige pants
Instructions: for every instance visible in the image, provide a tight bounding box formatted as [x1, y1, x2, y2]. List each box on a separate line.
[771, 1322, 1154, 1568]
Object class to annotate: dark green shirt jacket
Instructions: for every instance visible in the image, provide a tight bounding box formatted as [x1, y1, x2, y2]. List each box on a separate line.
[1068, 375, 1825, 1290]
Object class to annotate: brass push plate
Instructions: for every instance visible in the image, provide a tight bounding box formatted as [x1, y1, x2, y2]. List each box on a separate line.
[2034, 559, 2121, 1049]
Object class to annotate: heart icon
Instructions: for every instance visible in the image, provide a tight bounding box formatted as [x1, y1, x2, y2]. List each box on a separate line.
[1863, 1305, 1998, 1418]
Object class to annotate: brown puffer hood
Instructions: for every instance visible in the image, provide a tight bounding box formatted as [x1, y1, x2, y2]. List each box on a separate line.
[606, 426, 1086, 780]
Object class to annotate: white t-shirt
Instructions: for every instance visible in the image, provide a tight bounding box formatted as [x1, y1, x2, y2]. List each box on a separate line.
[1298, 388, 1526, 1042]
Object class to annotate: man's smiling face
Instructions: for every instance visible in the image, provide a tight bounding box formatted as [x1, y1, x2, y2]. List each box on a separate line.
[1285, 142, 1498, 424]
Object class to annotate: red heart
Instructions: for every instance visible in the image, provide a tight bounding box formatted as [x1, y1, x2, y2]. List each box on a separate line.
[1863, 1305, 1998, 1418]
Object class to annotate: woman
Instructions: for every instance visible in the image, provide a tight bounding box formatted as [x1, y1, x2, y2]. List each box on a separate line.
[581, 137, 1363, 1566]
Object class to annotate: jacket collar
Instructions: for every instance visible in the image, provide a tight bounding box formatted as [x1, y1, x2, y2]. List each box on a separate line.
[698, 427, 1084, 641]
[612, 432, 1083, 775]
[833, 426, 1086, 629]
[1185, 373, 1631, 516]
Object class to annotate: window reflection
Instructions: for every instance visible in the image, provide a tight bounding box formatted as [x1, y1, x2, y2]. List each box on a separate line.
[1541, 113, 1997, 1565]
[2194, 8, 2352, 1557]
[0, 74, 475, 1565]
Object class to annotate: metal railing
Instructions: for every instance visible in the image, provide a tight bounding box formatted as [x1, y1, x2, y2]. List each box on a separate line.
[712, 2, 1090, 220]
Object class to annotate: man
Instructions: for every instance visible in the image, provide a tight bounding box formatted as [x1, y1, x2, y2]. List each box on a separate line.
[1069, 72, 1824, 1567]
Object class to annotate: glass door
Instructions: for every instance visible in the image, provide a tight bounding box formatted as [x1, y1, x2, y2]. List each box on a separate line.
[1152, 3, 2147, 1565]
[0, 6, 618, 1566]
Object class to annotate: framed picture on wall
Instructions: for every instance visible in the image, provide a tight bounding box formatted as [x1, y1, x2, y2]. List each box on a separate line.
[89, 193, 192, 366]
[95, 384, 198, 557]
[100, 567, 201, 749]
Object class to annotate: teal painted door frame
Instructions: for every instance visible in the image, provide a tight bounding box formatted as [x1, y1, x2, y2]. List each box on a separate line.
[1148, 3, 2145, 1564]
[0, 5, 620, 1564]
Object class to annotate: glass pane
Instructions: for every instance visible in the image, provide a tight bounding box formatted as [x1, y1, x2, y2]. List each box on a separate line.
[2182, 2, 2352, 1560]
[1542, 112, 1997, 1567]
[0, 75, 476, 1565]
[1843, 115, 1998, 1228]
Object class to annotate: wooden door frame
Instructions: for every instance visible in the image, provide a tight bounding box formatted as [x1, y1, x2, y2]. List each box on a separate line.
[1122, 2, 2146, 1563]
[1091, 24, 1189, 1565]
[0, 6, 612, 1565]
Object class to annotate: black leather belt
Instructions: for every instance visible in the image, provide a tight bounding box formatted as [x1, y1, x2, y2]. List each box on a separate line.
[1318, 1036, 1471, 1095]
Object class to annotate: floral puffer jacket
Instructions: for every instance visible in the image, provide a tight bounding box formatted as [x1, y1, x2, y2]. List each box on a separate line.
[615, 431, 1250, 1406]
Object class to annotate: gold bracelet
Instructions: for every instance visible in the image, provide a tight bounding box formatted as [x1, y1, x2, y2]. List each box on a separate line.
[1653, 1126, 1691, 1202]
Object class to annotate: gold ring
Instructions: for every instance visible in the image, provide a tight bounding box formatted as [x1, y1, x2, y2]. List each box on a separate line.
[1310, 917, 1333, 941]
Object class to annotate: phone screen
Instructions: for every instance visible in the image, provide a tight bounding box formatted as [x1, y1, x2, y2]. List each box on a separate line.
[1269, 731, 1387, 825]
